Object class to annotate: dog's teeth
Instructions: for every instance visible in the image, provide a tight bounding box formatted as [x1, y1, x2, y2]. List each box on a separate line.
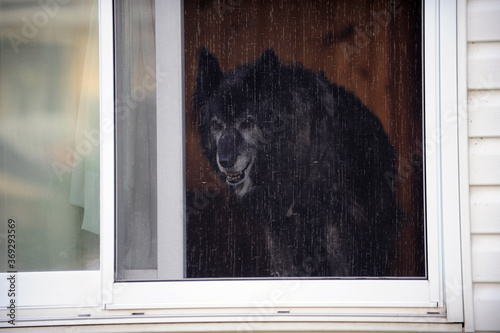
[225, 171, 244, 183]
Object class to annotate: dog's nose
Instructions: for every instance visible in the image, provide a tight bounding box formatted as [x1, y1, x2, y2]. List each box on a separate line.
[218, 128, 241, 169]
[218, 154, 236, 169]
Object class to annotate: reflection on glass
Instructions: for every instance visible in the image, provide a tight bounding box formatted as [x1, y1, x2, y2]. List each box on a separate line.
[0, 0, 100, 271]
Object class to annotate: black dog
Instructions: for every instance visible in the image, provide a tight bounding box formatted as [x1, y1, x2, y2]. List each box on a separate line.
[192, 48, 402, 277]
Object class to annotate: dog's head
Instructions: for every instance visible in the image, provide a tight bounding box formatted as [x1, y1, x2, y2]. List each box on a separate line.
[193, 48, 283, 197]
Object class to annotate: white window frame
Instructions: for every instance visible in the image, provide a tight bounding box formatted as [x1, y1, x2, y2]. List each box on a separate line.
[0, 0, 468, 331]
[106, 0, 462, 321]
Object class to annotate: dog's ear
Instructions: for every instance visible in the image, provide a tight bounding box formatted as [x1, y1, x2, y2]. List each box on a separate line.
[195, 47, 223, 103]
[256, 48, 281, 72]
[255, 49, 281, 97]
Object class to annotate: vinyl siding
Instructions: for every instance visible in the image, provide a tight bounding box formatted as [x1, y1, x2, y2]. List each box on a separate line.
[468, 91, 500, 137]
[470, 186, 500, 234]
[467, 0, 500, 331]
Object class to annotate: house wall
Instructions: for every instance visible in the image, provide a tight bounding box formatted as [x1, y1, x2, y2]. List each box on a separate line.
[467, 0, 500, 331]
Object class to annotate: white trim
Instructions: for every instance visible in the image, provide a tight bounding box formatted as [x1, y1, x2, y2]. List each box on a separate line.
[457, 0, 475, 331]
[99, 0, 115, 310]
[0, 271, 100, 309]
[108, 280, 437, 309]
[437, 0, 464, 323]
[0, 316, 464, 332]
[423, 0, 443, 308]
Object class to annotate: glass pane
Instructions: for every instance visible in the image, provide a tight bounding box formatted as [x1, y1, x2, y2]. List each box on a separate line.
[0, 0, 100, 271]
[185, 0, 425, 278]
[115, 0, 158, 281]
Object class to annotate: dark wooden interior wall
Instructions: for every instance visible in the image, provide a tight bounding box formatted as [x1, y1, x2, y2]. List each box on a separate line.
[184, 0, 424, 277]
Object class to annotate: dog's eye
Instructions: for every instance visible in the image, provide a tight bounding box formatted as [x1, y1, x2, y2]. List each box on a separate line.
[211, 120, 224, 132]
[240, 117, 255, 130]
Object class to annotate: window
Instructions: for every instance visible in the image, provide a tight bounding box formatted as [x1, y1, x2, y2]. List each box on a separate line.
[0, 0, 100, 273]
[0, 0, 101, 315]
[1, 0, 466, 330]
[109, 0, 463, 321]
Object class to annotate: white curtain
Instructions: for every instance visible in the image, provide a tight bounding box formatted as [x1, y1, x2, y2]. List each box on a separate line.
[70, 1, 100, 236]
[115, 0, 158, 279]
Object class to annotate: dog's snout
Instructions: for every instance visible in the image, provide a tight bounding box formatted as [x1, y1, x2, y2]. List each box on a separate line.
[218, 152, 236, 168]
[218, 128, 242, 169]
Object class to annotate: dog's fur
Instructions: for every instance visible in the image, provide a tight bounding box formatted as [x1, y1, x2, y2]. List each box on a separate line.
[193, 48, 401, 277]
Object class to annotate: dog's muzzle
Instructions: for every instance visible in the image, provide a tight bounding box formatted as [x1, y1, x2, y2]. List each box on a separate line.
[216, 128, 255, 190]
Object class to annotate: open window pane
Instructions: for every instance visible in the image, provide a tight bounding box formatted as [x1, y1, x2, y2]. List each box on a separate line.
[184, 0, 425, 278]
[0, 0, 100, 272]
[115, 0, 424, 281]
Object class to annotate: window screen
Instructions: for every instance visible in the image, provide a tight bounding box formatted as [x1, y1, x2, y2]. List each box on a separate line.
[115, 0, 425, 280]
[184, 0, 425, 278]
